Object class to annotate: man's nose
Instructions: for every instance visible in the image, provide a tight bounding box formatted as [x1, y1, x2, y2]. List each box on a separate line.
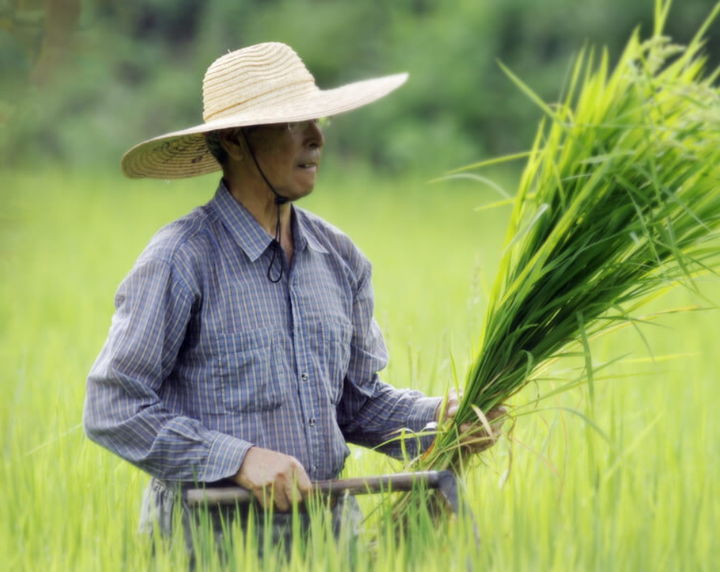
[304, 120, 324, 149]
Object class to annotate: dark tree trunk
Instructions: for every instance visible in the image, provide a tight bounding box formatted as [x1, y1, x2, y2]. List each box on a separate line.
[30, 0, 80, 86]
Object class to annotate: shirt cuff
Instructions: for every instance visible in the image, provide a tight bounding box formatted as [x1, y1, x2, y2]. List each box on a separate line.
[406, 395, 443, 454]
[407, 396, 442, 431]
[200, 431, 254, 483]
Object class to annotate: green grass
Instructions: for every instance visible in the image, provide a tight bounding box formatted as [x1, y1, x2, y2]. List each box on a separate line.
[1, 167, 718, 570]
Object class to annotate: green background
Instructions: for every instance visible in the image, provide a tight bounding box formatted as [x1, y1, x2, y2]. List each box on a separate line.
[2, 1, 719, 570]
[2, 0, 720, 173]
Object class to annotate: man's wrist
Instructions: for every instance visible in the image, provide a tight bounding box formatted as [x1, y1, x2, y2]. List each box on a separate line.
[203, 432, 254, 482]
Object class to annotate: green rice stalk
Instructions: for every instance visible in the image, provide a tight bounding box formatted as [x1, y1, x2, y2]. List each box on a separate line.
[413, 0, 720, 480]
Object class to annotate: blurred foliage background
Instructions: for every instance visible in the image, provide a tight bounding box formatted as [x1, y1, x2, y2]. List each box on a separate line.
[1, 0, 719, 176]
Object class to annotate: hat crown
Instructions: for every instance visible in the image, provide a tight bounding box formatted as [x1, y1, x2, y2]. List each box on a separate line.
[202, 42, 318, 122]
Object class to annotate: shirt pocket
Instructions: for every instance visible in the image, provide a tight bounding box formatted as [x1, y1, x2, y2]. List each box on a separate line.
[307, 318, 353, 405]
[214, 329, 284, 412]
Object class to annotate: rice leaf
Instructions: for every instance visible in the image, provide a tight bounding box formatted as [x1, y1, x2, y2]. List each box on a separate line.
[406, 0, 720, 486]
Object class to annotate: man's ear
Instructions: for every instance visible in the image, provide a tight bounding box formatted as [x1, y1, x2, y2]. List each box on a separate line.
[220, 128, 245, 161]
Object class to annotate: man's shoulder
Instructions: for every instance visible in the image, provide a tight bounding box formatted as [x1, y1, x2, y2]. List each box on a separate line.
[296, 207, 364, 260]
[139, 205, 216, 267]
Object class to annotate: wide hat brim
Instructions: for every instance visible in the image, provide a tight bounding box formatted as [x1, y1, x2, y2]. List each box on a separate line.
[121, 72, 407, 179]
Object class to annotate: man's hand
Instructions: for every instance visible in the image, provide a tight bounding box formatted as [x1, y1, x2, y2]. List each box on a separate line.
[439, 388, 507, 454]
[232, 446, 312, 511]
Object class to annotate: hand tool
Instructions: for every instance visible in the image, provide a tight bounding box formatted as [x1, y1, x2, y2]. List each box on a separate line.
[185, 469, 459, 513]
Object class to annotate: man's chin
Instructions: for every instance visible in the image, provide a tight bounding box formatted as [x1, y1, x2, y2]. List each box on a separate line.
[287, 185, 315, 202]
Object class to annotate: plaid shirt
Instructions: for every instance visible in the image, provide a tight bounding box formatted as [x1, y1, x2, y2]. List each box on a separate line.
[84, 182, 440, 483]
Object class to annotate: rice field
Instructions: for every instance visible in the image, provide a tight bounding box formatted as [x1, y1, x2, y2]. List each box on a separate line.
[1, 166, 718, 570]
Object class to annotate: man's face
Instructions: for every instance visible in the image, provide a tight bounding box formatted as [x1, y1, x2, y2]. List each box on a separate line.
[243, 120, 324, 201]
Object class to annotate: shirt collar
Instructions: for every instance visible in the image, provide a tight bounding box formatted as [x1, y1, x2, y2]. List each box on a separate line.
[210, 181, 273, 262]
[293, 207, 329, 255]
[210, 181, 328, 261]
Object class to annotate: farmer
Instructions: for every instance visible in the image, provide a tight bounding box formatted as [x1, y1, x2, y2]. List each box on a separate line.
[83, 42, 501, 554]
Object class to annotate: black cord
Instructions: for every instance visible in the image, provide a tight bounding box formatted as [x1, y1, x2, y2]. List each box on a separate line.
[265, 196, 286, 283]
[240, 129, 288, 283]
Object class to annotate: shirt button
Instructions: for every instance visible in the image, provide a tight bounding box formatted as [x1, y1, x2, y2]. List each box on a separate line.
[308, 417, 316, 426]
[301, 372, 309, 381]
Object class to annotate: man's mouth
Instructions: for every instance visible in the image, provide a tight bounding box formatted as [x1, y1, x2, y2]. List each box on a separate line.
[297, 152, 320, 171]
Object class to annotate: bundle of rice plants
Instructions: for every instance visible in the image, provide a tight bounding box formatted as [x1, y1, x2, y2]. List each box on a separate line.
[415, 0, 720, 481]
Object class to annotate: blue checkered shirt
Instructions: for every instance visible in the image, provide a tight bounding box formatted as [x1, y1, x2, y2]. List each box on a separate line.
[84, 182, 440, 483]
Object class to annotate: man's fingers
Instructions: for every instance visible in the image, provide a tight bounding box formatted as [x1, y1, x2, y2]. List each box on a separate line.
[457, 404, 509, 453]
[459, 423, 497, 453]
[234, 447, 314, 511]
[255, 480, 290, 512]
[487, 405, 508, 423]
[459, 421, 498, 441]
[252, 486, 270, 509]
[274, 485, 290, 512]
[440, 387, 463, 421]
[283, 477, 304, 509]
[251, 483, 294, 512]
[294, 465, 312, 497]
[276, 461, 312, 511]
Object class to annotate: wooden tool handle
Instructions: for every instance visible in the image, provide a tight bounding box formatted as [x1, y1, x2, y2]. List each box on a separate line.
[185, 470, 447, 506]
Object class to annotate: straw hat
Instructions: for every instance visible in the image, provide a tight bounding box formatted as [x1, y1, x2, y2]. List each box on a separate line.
[121, 42, 408, 179]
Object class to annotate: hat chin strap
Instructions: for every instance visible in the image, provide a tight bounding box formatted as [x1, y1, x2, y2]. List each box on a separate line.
[240, 128, 288, 283]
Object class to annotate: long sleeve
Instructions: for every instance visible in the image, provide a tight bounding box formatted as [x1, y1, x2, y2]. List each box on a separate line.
[336, 258, 441, 458]
[83, 256, 252, 482]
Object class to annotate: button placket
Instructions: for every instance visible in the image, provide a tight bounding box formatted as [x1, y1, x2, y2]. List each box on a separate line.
[289, 274, 322, 476]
